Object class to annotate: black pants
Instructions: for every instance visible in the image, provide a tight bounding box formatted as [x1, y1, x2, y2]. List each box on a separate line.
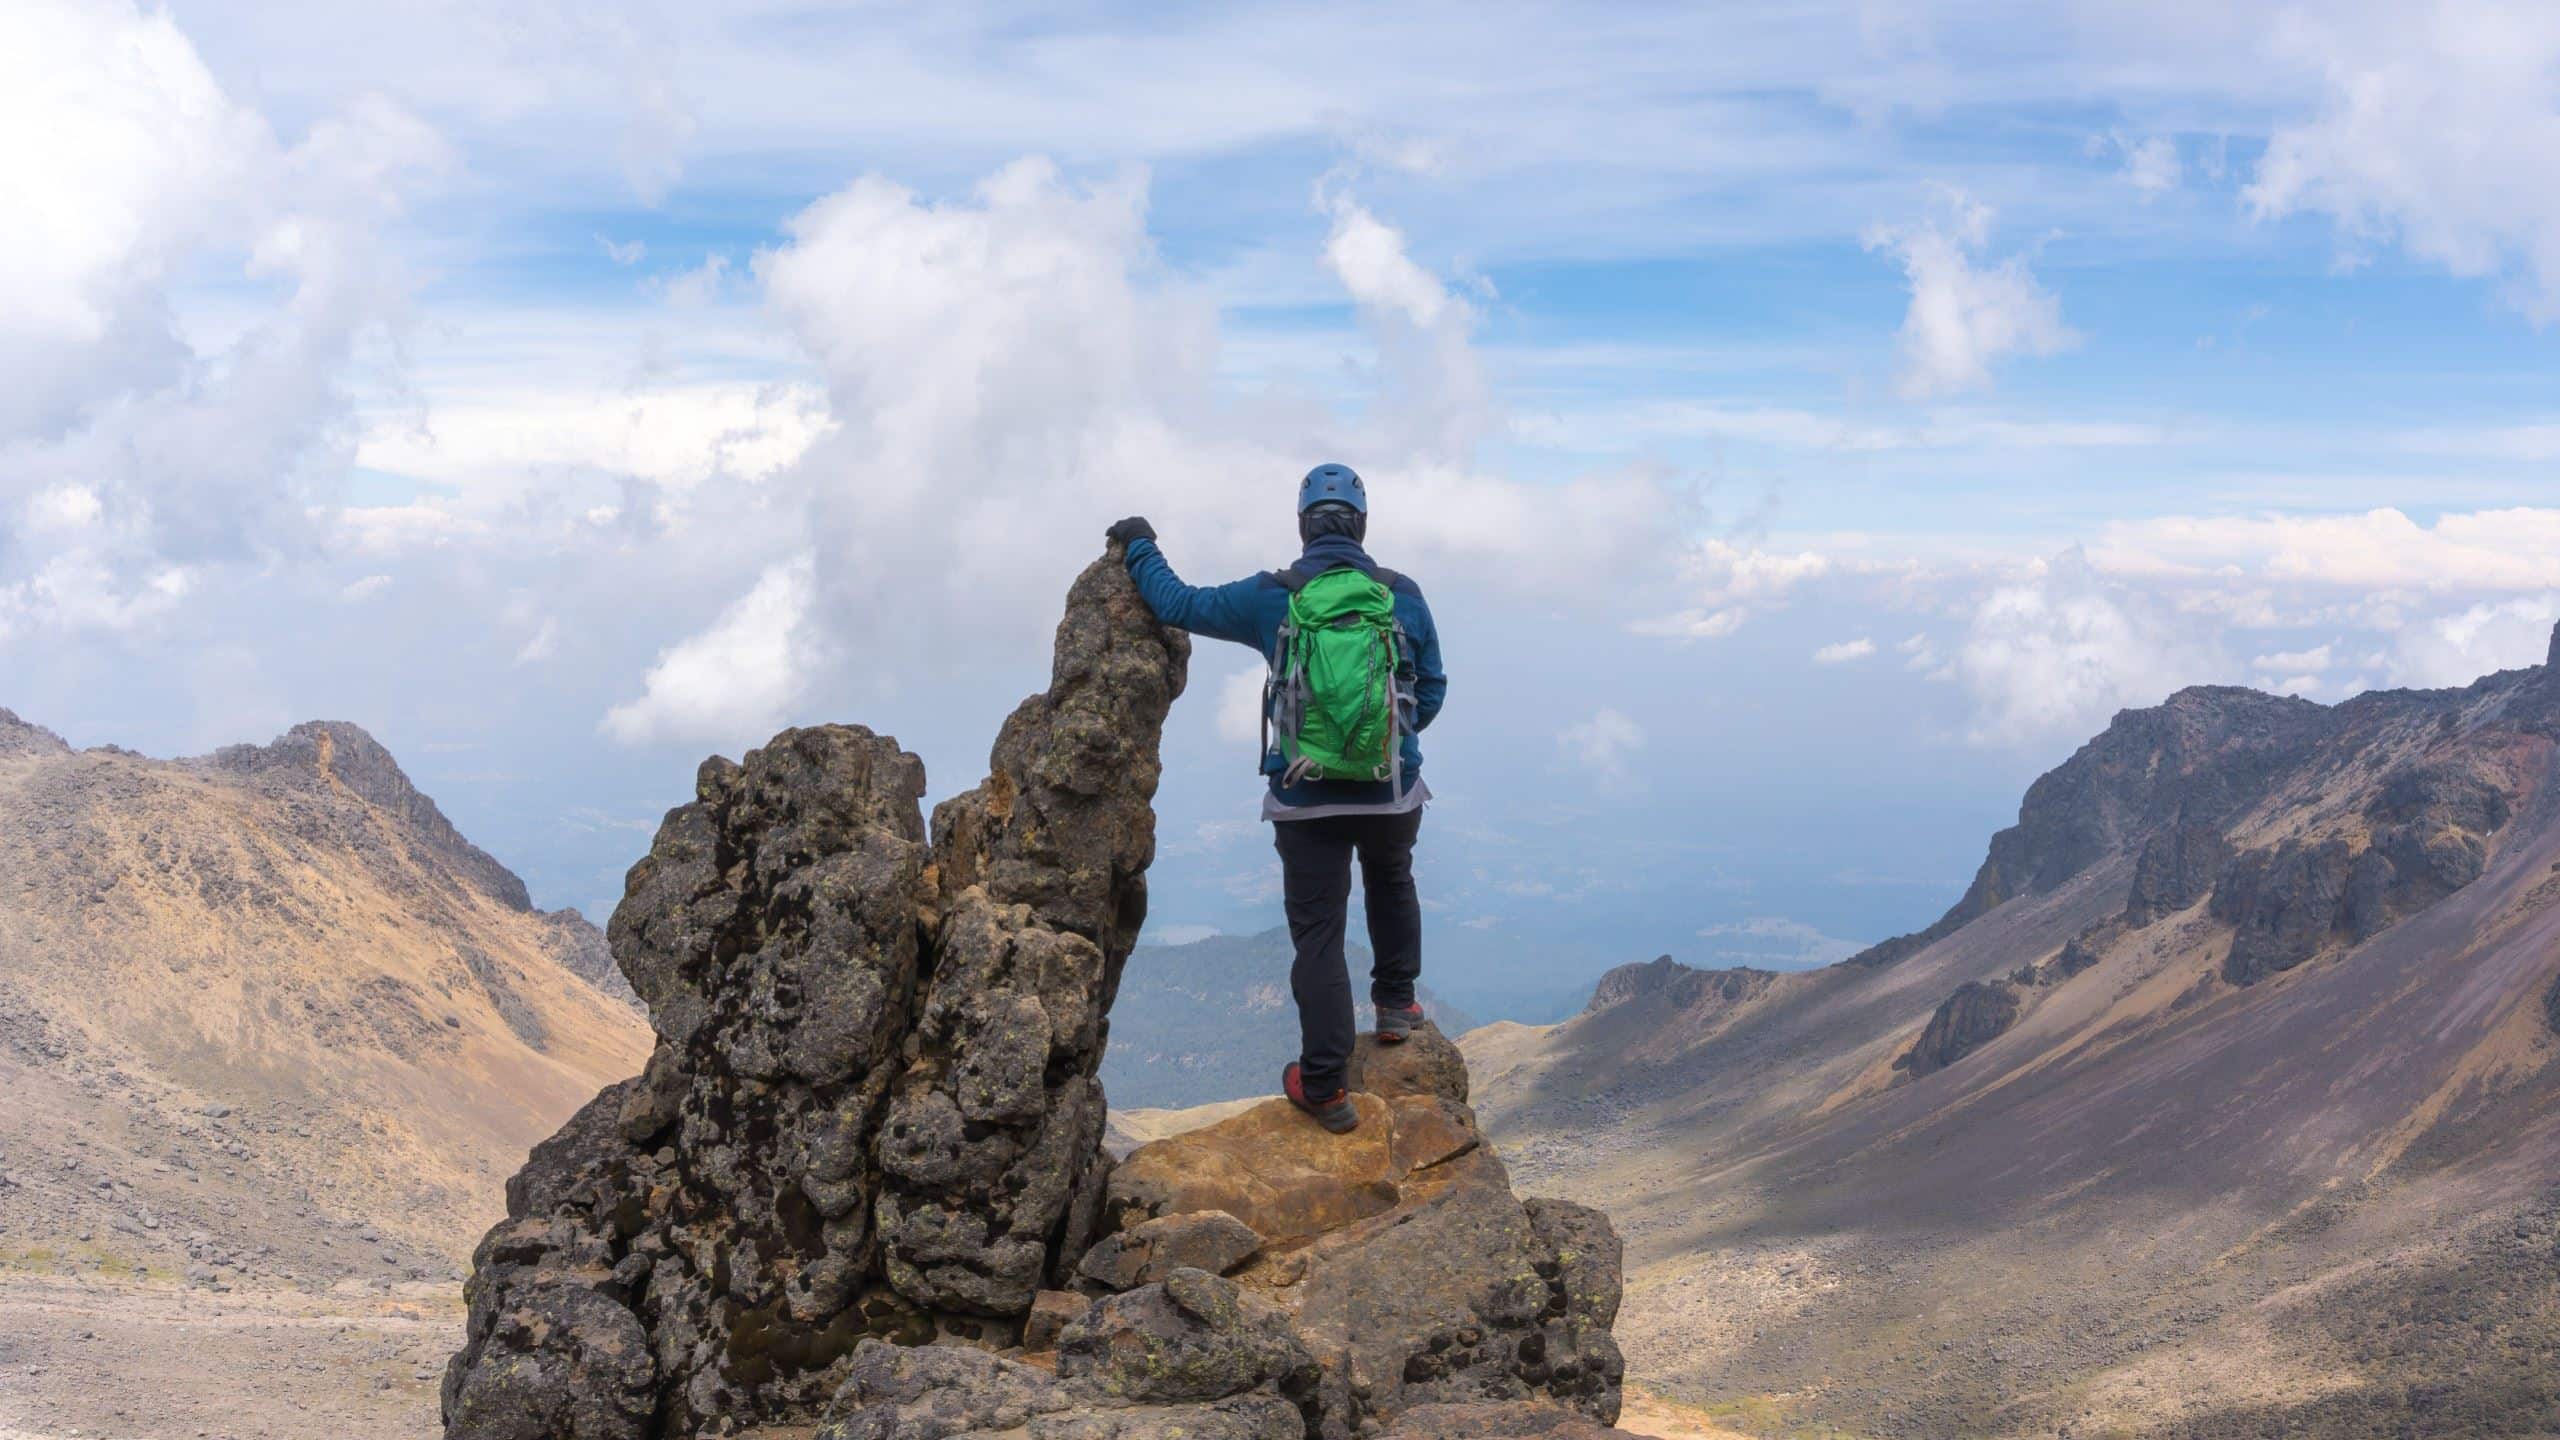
[1271, 807, 1424, 1095]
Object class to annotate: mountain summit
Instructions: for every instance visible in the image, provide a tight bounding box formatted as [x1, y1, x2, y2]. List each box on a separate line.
[0, 711, 650, 1279]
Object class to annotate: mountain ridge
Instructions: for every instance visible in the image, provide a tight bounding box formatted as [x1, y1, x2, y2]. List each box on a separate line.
[1470, 626, 2560, 1436]
[0, 706, 651, 1282]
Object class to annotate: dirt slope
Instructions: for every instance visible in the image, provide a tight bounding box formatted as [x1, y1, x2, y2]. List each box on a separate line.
[1471, 644, 2560, 1437]
[0, 710, 651, 1285]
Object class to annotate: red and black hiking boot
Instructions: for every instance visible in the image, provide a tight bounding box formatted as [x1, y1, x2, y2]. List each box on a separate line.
[1283, 1062, 1359, 1134]
[1375, 1002, 1425, 1044]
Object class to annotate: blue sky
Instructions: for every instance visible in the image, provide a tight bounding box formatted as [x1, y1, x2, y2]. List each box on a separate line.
[8, 1, 2560, 1016]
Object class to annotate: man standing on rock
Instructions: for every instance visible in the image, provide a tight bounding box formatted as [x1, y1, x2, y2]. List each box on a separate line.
[1108, 464, 1445, 1134]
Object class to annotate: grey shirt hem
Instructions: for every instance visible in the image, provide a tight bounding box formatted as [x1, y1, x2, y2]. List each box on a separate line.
[1263, 777, 1431, 823]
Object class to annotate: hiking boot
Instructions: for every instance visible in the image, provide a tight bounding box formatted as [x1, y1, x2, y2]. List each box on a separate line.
[1375, 1002, 1425, 1044]
[1283, 1063, 1358, 1134]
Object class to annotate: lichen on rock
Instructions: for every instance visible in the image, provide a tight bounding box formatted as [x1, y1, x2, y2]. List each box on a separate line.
[443, 547, 1188, 1436]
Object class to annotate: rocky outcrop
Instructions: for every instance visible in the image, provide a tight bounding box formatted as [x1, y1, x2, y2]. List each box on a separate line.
[444, 550, 1622, 1440]
[1090, 1027, 1625, 1438]
[2126, 822, 2232, 924]
[0, 707, 70, 758]
[1897, 980, 2022, 1078]
[1583, 954, 1773, 1016]
[442, 548, 1190, 1437]
[206, 720, 540, 912]
[1847, 687, 2330, 968]
[542, 907, 643, 1010]
[2214, 758, 2514, 986]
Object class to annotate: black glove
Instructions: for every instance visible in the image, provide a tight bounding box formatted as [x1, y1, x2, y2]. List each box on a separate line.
[1106, 516, 1157, 546]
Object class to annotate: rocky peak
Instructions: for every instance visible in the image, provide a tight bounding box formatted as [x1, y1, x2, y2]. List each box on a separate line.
[0, 706, 71, 759]
[444, 545, 1629, 1440]
[1584, 954, 1773, 1016]
[2549, 619, 2560, 671]
[1849, 685, 2335, 969]
[206, 720, 535, 911]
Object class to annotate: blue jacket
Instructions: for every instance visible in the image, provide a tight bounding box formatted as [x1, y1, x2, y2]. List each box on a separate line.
[1124, 533, 1445, 810]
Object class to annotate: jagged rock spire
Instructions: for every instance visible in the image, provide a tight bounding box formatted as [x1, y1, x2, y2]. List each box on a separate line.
[441, 546, 1187, 1437]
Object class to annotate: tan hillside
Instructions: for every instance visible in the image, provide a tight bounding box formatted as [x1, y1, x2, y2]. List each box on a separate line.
[1470, 641, 2560, 1437]
[0, 709, 651, 1284]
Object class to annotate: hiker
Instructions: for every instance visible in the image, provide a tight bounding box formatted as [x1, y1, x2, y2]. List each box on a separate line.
[1107, 464, 1445, 1134]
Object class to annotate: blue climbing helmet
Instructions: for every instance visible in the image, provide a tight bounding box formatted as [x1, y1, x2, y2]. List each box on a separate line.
[1297, 463, 1366, 515]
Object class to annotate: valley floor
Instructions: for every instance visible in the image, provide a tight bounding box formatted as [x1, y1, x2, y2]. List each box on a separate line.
[0, 1275, 453, 1440]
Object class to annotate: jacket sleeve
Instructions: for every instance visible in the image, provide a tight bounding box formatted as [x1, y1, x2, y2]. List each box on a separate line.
[1402, 584, 1447, 732]
[1121, 538, 1270, 650]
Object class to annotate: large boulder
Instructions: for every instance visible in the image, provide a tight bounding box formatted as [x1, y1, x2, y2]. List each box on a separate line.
[443, 547, 1189, 1437]
[1093, 1023, 1624, 1438]
[1896, 979, 2022, 1078]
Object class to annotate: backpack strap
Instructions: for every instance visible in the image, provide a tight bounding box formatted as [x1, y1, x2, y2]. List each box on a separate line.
[1369, 566, 1402, 590]
[1269, 566, 1310, 593]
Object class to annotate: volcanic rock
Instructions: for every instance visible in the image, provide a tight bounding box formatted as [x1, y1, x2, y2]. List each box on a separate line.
[1898, 980, 2022, 1077]
[1077, 1210, 1263, 1290]
[443, 546, 1190, 1437]
[445, 547, 1625, 1440]
[0, 707, 69, 758]
[1099, 1024, 1623, 1435]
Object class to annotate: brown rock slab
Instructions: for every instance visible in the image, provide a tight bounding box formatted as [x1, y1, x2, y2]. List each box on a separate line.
[1079, 1209, 1263, 1290]
[1347, 1021, 1470, 1104]
[1025, 1289, 1089, 1353]
[1108, 1095, 1401, 1244]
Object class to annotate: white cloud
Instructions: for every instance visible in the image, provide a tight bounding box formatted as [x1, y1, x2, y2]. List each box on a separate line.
[1954, 548, 2225, 744]
[1865, 194, 2077, 398]
[2115, 134, 2182, 198]
[355, 381, 830, 502]
[1557, 707, 1646, 783]
[2389, 595, 2560, 688]
[2247, 4, 2560, 320]
[1814, 637, 1877, 664]
[2089, 507, 2560, 592]
[1634, 537, 1829, 641]
[602, 556, 816, 744]
[1216, 663, 1268, 746]
[2252, 643, 2334, 674]
[599, 235, 646, 265]
[338, 574, 392, 602]
[1323, 196, 1459, 329]
[1694, 916, 1865, 970]
[0, 0, 445, 639]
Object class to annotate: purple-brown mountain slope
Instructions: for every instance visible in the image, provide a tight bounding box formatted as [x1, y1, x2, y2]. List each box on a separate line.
[1468, 629, 2560, 1439]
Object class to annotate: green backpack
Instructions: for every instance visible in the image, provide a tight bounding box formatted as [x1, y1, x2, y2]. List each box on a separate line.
[1265, 564, 1412, 788]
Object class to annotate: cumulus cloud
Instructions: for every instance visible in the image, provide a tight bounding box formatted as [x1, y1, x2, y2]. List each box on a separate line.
[2110, 134, 2182, 198]
[1557, 707, 1646, 783]
[2389, 595, 2560, 688]
[0, 0, 444, 640]
[603, 556, 817, 744]
[1954, 548, 2226, 744]
[1865, 195, 2076, 398]
[2089, 507, 2560, 591]
[1324, 198, 1459, 329]
[1216, 664, 1268, 746]
[1633, 537, 1829, 641]
[2248, 4, 2560, 319]
[1814, 637, 1877, 664]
